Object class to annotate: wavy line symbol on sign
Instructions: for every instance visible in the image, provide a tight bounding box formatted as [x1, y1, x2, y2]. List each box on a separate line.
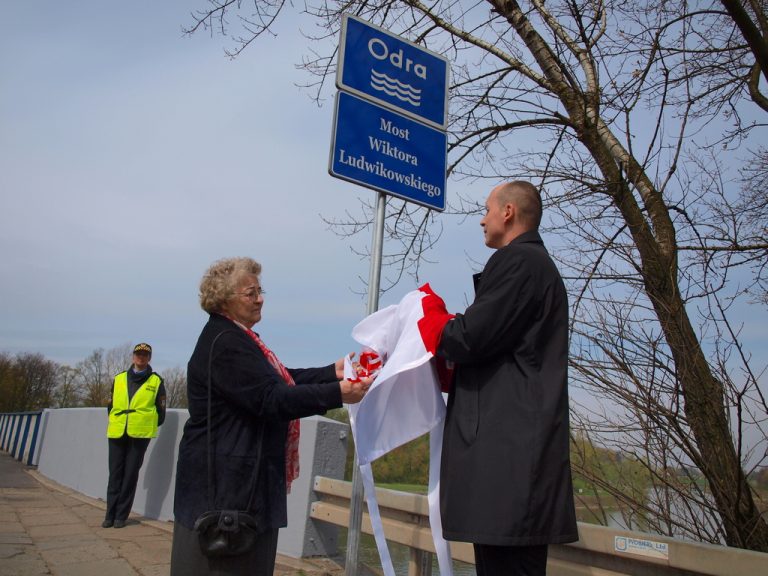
[370, 70, 422, 107]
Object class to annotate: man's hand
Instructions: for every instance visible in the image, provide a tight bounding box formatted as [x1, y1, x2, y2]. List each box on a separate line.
[417, 283, 455, 354]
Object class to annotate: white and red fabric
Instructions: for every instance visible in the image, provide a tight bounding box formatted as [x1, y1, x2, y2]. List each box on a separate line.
[346, 284, 455, 576]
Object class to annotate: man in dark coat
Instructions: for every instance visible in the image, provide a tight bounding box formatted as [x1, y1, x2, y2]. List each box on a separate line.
[436, 181, 578, 575]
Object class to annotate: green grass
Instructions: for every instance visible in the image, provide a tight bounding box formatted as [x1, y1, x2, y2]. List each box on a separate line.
[377, 482, 428, 494]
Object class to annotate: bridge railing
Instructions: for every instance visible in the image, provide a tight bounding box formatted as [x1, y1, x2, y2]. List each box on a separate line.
[0, 411, 45, 466]
[310, 475, 768, 576]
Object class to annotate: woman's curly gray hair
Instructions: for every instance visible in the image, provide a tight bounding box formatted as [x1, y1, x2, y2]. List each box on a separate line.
[199, 257, 262, 314]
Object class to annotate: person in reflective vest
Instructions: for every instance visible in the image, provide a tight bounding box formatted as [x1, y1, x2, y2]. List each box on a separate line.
[103, 342, 166, 528]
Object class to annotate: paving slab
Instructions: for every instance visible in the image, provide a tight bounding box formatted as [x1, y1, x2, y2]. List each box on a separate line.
[0, 547, 49, 576]
[0, 453, 348, 575]
[38, 540, 117, 565]
[52, 557, 139, 576]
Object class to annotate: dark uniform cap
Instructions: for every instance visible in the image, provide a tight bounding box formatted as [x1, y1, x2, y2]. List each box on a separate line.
[133, 343, 152, 354]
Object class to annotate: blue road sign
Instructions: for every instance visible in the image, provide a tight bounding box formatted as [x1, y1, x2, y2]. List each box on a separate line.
[337, 13, 449, 130]
[329, 91, 447, 211]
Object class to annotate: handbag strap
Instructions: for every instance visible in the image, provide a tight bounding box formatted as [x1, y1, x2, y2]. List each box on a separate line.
[206, 329, 266, 512]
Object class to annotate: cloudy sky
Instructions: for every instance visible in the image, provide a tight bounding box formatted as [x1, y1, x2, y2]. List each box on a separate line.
[2, 1, 765, 398]
[0, 1, 489, 372]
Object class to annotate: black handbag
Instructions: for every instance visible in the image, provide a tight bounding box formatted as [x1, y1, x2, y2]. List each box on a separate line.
[194, 510, 261, 557]
[193, 330, 266, 557]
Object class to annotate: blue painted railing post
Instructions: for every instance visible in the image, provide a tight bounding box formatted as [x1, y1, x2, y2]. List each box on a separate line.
[0, 411, 44, 464]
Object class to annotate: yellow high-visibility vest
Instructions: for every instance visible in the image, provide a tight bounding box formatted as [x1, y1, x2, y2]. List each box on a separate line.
[106, 372, 161, 438]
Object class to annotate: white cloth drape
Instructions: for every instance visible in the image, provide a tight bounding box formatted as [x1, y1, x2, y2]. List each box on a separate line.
[346, 287, 453, 576]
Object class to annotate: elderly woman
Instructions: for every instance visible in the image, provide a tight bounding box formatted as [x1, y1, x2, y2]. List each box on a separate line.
[171, 257, 369, 576]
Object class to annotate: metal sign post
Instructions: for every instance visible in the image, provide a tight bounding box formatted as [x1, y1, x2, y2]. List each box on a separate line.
[345, 191, 386, 576]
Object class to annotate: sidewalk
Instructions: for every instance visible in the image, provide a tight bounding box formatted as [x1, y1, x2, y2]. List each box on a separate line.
[0, 453, 345, 576]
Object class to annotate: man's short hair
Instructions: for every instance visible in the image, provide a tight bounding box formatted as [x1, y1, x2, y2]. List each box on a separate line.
[496, 181, 542, 229]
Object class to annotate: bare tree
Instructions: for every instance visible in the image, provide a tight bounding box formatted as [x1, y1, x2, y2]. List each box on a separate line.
[0, 352, 59, 411]
[76, 343, 132, 407]
[77, 349, 111, 407]
[185, 0, 768, 550]
[53, 365, 82, 408]
[718, 0, 768, 111]
[163, 365, 188, 409]
[0, 352, 21, 412]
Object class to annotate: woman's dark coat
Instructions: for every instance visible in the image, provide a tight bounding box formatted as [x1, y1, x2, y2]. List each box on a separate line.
[437, 230, 578, 546]
[173, 313, 342, 530]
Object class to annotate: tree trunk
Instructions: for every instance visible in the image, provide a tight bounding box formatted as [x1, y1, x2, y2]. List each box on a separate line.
[649, 277, 768, 550]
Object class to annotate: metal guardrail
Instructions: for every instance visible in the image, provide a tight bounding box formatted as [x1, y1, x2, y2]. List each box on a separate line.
[0, 411, 45, 466]
[310, 476, 768, 576]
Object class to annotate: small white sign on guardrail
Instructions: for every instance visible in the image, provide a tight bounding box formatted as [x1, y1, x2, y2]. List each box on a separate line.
[615, 536, 670, 560]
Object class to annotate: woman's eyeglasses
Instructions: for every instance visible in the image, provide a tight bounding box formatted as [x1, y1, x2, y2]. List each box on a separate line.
[237, 288, 266, 300]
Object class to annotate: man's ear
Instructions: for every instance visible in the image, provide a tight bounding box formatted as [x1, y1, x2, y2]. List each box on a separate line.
[503, 202, 515, 223]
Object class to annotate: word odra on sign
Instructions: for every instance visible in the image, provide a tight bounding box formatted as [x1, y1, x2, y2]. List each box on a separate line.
[367, 37, 427, 80]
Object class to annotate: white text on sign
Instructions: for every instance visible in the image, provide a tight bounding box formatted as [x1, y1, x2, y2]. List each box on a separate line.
[368, 38, 427, 79]
[380, 118, 410, 140]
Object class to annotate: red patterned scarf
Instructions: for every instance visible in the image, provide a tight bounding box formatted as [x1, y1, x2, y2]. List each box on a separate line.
[234, 325, 300, 492]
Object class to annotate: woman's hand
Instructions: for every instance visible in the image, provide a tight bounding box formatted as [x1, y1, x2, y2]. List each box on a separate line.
[339, 375, 373, 404]
[335, 352, 357, 380]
